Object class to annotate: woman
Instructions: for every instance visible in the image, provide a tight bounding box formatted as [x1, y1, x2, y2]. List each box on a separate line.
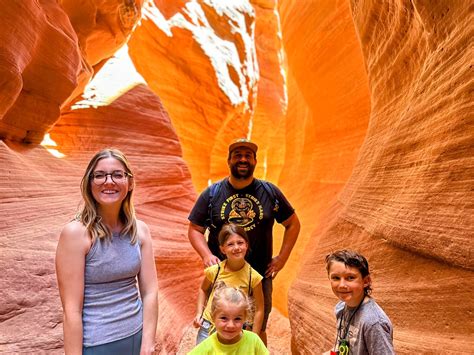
[56, 148, 158, 354]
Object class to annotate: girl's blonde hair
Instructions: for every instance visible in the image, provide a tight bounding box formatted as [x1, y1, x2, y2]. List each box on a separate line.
[211, 282, 254, 322]
[77, 148, 137, 243]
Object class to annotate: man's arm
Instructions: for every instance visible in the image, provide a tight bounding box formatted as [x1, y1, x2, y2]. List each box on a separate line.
[188, 222, 220, 267]
[265, 213, 300, 278]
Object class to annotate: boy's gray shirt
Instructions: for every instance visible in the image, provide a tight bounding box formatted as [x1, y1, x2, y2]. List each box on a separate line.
[335, 298, 395, 355]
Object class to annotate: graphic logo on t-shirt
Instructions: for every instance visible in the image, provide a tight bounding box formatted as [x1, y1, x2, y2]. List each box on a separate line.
[220, 194, 263, 231]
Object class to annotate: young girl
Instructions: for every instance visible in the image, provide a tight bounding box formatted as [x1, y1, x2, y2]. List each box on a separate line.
[56, 148, 158, 354]
[325, 250, 394, 355]
[189, 284, 269, 354]
[193, 223, 264, 344]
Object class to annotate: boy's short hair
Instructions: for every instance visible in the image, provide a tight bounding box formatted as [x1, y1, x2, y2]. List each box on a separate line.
[325, 249, 372, 295]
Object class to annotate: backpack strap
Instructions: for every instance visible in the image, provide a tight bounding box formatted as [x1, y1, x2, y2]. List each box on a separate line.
[206, 179, 225, 230]
[260, 180, 280, 213]
[206, 179, 279, 228]
[200, 263, 221, 320]
[248, 266, 252, 297]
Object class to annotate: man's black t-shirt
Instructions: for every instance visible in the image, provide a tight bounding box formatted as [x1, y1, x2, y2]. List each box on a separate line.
[188, 178, 295, 276]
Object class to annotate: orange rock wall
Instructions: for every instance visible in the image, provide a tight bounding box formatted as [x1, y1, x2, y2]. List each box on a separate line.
[286, 0, 474, 353]
[249, 0, 287, 183]
[0, 2, 198, 353]
[0, 0, 82, 143]
[128, 1, 255, 191]
[58, 0, 144, 105]
[0, 0, 145, 143]
[274, 0, 371, 314]
[1, 0, 472, 353]
[59, 0, 144, 67]
[0, 49, 200, 353]
[129, 0, 289, 191]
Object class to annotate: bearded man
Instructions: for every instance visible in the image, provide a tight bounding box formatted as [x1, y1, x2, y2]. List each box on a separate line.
[187, 138, 300, 344]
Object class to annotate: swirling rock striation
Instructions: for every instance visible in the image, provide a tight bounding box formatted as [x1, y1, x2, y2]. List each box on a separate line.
[1, 0, 472, 353]
[0, 41, 198, 355]
[128, 0, 260, 191]
[0, 0, 82, 143]
[287, 1, 473, 353]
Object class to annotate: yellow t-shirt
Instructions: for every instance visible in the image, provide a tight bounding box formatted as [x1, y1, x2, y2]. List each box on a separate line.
[203, 261, 263, 324]
[188, 330, 269, 355]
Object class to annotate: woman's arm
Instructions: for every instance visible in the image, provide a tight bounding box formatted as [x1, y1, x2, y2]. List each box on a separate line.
[252, 282, 264, 335]
[137, 221, 159, 355]
[194, 277, 212, 327]
[55, 221, 90, 355]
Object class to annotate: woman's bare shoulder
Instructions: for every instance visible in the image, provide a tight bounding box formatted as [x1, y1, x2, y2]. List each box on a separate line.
[136, 219, 152, 244]
[59, 220, 90, 249]
[62, 220, 87, 234]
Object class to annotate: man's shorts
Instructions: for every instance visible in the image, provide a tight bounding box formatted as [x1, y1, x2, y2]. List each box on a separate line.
[261, 277, 273, 331]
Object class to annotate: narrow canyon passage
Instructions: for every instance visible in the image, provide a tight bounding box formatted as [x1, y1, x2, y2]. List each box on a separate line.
[0, 1, 472, 354]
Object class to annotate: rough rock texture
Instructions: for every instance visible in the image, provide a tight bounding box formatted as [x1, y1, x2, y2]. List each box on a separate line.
[286, 1, 474, 353]
[58, 0, 145, 107]
[274, 0, 371, 315]
[128, 1, 261, 191]
[0, 143, 74, 353]
[0, 49, 199, 353]
[0, 0, 82, 143]
[59, 0, 144, 67]
[1, 0, 473, 353]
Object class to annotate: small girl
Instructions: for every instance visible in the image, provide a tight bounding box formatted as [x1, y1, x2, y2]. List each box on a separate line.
[189, 284, 269, 354]
[193, 223, 264, 344]
[325, 249, 394, 355]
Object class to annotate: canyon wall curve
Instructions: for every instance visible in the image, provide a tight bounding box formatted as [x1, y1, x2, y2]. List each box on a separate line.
[285, 0, 473, 353]
[1, 0, 472, 353]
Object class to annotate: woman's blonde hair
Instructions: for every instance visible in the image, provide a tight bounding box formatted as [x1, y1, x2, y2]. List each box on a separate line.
[210, 282, 254, 322]
[78, 148, 137, 243]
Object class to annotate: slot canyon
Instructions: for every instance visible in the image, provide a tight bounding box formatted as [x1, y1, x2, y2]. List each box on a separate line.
[0, 0, 472, 354]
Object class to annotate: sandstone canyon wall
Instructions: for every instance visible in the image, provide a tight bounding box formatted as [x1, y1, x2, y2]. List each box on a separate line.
[128, 0, 301, 314]
[284, 0, 473, 353]
[128, 0, 288, 192]
[0, 0, 83, 144]
[0, 1, 199, 353]
[273, 0, 372, 314]
[1, 0, 472, 354]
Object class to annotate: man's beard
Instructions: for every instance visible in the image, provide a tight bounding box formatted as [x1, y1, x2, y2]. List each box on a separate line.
[230, 162, 255, 180]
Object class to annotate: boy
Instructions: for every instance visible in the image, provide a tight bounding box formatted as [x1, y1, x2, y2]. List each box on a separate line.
[325, 250, 395, 355]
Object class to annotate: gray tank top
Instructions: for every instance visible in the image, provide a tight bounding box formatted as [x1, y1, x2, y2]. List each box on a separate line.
[82, 233, 143, 347]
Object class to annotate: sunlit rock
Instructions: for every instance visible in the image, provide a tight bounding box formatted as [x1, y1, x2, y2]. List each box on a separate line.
[0, 1, 83, 143]
[0, 47, 199, 354]
[58, 0, 145, 106]
[274, 0, 371, 316]
[129, 0, 260, 191]
[287, 1, 473, 353]
[59, 0, 144, 67]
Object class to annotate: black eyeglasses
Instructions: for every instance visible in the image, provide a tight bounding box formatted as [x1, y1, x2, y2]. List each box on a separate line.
[91, 170, 133, 185]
